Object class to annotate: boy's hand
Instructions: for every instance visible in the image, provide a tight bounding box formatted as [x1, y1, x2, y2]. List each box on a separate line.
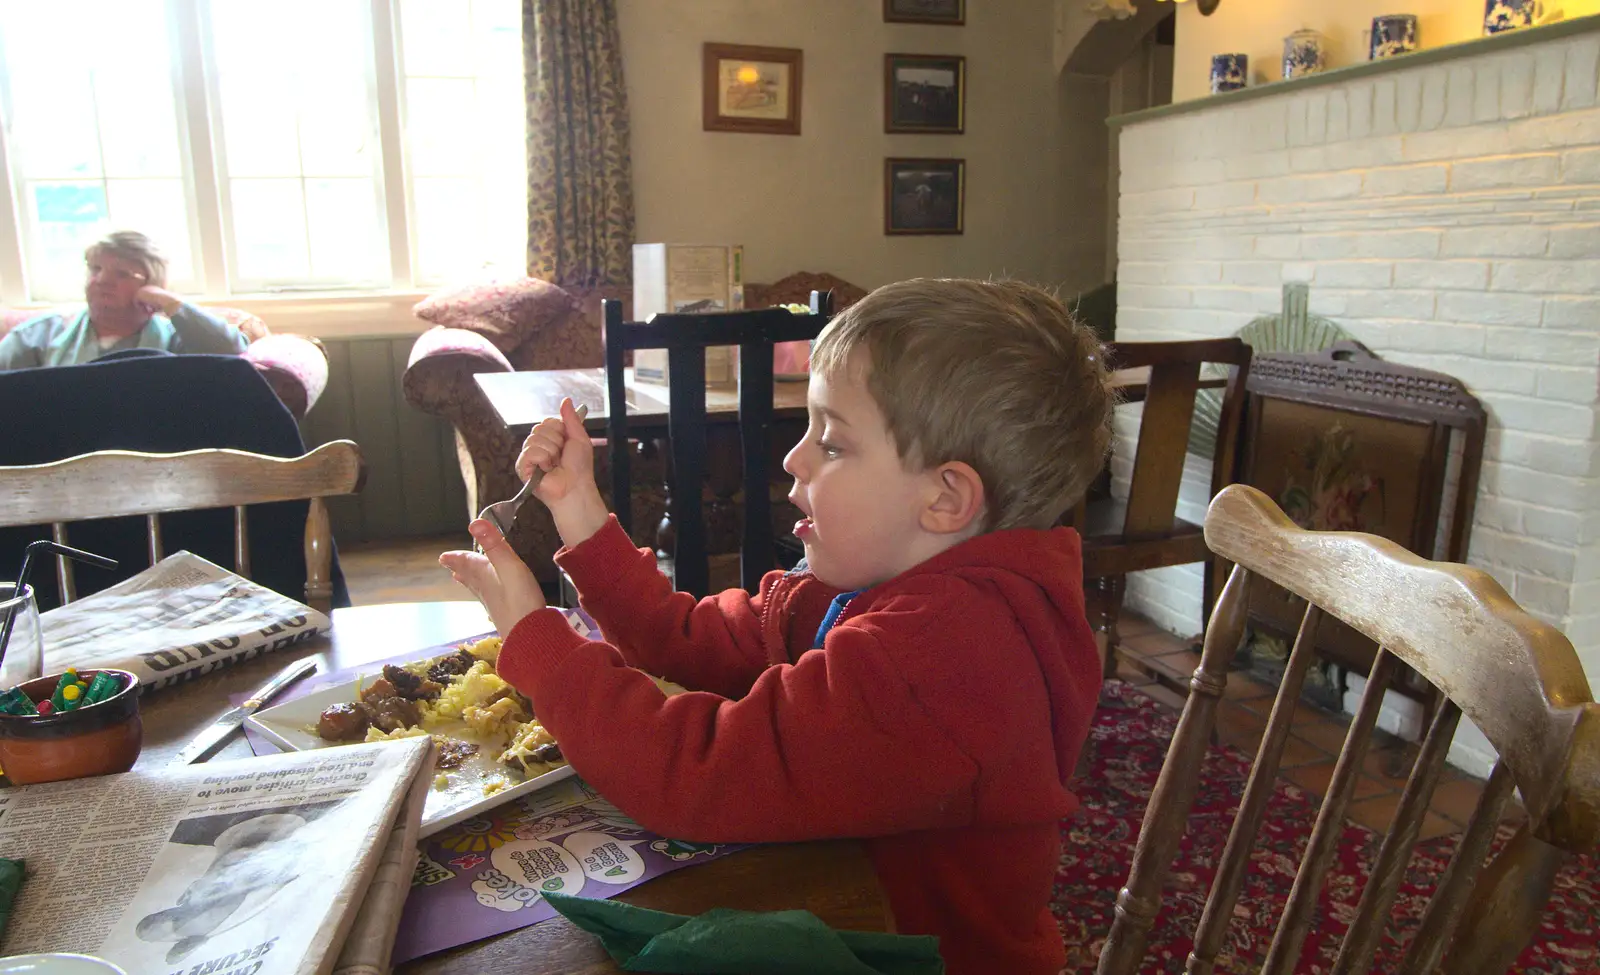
[517, 396, 612, 549]
[517, 397, 594, 505]
[439, 518, 547, 638]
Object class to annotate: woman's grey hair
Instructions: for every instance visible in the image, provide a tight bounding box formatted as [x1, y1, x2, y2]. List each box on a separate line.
[85, 230, 168, 288]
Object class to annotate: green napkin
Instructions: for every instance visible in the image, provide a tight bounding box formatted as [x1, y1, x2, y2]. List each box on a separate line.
[0, 857, 23, 940]
[544, 891, 944, 975]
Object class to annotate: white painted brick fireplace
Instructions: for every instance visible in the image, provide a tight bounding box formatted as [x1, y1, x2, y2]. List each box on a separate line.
[1112, 24, 1600, 773]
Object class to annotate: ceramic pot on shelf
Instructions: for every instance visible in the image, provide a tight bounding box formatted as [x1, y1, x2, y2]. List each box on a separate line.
[1369, 14, 1419, 60]
[1283, 29, 1328, 80]
[1484, 0, 1543, 33]
[1210, 53, 1249, 94]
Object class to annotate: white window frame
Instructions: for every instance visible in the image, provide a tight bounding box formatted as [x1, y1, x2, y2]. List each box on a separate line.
[0, 0, 484, 309]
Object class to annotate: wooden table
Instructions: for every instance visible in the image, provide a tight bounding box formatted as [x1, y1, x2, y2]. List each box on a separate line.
[474, 365, 1184, 439]
[137, 601, 891, 974]
[475, 367, 810, 438]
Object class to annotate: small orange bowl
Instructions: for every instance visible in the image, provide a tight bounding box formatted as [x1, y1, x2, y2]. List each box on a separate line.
[0, 669, 142, 785]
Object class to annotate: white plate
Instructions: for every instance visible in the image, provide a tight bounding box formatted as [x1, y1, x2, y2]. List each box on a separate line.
[244, 677, 576, 838]
[0, 957, 128, 975]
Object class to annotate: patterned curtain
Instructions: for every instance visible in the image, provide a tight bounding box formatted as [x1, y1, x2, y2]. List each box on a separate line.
[523, 0, 635, 289]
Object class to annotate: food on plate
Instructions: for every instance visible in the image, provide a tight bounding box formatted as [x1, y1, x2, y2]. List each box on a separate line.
[313, 638, 566, 787]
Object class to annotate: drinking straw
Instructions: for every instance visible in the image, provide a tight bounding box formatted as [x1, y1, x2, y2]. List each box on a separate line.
[0, 541, 118, 679]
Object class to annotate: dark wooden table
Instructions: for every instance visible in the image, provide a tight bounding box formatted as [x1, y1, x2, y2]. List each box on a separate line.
[475, 367, 810, 438]
[474, 365, 1188, 439]
[137, 601, 892, 974]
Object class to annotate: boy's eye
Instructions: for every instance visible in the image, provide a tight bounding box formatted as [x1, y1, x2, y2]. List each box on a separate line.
[816, 439, 842, 458]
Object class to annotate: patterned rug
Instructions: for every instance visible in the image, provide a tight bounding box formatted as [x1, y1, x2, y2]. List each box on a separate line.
[1054, 681, 1599, 973]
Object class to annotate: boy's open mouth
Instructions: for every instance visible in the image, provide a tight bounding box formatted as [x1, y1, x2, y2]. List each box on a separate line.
[793, 517, 815, 540]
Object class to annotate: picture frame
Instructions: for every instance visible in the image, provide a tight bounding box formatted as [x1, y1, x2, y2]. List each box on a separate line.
[884, 54, 965, 134]
[883, 0, 965, 25]
[884, 158, 965, 235]
[702, 43, 803, 136]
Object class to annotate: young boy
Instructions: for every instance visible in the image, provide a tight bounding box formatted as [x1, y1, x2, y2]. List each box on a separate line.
[440, 277, 1115, 975]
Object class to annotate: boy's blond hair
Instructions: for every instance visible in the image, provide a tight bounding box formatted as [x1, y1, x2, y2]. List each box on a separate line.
[85, 231, 168, 288]
[810, 278, 1114, 532]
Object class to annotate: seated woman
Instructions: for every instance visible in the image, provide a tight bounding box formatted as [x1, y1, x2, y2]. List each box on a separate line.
[0, 230, 247, 370]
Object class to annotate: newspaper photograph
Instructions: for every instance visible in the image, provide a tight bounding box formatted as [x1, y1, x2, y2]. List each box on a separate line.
[0, 737, 432, 974]
[38, 551, 331, 691]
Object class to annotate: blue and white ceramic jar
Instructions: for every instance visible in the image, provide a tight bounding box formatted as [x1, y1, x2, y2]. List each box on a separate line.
[1370, 14, 1419, 60]
[1210, 53, 1249, 94]
[1484, 0, 1542, 34]
[1283, 29, 1328, 80]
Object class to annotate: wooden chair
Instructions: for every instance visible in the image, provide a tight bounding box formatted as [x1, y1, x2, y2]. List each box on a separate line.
[603, 293, 833, 598]
[1098, 483, 1600, 975]
[1077, 338, 1252, 675]
[0, 442, 365, 615]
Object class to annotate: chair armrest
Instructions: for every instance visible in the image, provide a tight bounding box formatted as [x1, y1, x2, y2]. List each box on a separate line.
[402, 326, 514, 417]
[243, 333, 329, 420]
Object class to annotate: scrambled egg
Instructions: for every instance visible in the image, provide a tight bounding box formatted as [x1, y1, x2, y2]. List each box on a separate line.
[421, 661, 507, 723]
[466, 635, 503, 663]
[364, 725, 429, 743]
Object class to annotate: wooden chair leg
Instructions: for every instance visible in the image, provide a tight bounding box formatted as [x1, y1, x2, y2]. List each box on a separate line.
[1102, 574, 1127, 679]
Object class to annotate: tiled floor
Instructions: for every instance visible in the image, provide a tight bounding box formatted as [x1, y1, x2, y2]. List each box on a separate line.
[337, 536, 1513, 838]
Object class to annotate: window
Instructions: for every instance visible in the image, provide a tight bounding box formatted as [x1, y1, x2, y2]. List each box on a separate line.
[0, 0, 196, 301]
[399, 0, 527, 286]
[0, 0, 526, 304]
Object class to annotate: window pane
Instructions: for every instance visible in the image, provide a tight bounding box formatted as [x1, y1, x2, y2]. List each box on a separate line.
[399, 0, 527, 286]
[26, 182, 108, 302]
[400, 0, 474, 77]
[210, 0, 388, 289]
[413, 177, 480, 281]
[406, 79, 477, 178]
[2, 0, 195, 301]
[230, 178, 310, 284]
[106, 179, 197, 290]
[305, 178, 386, 282]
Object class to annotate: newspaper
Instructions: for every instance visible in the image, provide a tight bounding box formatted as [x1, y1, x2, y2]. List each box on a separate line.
[39, 551, 331, 692]
[0, 736, 432, 974]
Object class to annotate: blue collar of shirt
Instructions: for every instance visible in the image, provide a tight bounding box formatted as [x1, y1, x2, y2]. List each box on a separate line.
[812, 589, 867, 649]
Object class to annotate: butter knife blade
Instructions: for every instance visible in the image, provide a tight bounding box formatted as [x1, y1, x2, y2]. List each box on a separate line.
[170, 657, 318, 765]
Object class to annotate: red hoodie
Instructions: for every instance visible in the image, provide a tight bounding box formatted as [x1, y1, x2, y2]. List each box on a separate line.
[495, 516, 1102, 975]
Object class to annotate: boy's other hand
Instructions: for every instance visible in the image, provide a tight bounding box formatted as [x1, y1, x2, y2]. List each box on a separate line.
[439, 518, 548, 638]
[516, 397, 594, 505]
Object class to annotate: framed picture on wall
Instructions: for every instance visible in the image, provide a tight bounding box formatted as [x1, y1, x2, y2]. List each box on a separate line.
[702, 43, 803, 135]
[883, 0, 965, 25]
[884, 158, 965, 235]
[884, 54, 965, 133]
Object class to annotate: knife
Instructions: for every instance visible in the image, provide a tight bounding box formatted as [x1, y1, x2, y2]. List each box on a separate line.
[170, 657, 318, 766]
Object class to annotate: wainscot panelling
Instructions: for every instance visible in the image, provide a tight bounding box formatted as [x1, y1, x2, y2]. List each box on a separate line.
[298, 335, 467, 543]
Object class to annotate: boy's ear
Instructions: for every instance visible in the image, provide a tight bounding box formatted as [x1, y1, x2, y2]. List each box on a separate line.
[920, 461, 985, 536]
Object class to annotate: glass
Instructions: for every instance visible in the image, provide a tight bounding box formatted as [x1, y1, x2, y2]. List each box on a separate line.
[0, 584, 44, 692]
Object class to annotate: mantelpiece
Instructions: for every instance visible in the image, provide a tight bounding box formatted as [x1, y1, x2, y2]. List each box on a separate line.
[1110, 14, 1600, 127]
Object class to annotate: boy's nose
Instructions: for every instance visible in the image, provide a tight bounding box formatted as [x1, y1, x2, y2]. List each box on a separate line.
[781, 442, 804, 479]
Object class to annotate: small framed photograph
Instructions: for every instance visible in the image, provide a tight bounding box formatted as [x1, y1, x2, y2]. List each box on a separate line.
[702, 43, 803, 136]
[884, 158, 965, 235]
[883, 0, 965, 25]
[885, 54, 965, 134]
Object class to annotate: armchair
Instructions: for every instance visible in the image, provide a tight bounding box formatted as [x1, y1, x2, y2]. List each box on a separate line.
[0, 305, 329, 421]
[401, 279, 664, 586]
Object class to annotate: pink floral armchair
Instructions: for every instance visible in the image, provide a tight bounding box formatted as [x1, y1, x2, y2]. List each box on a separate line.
[401, 278, 665, 586]
[0, 305, 328, 421]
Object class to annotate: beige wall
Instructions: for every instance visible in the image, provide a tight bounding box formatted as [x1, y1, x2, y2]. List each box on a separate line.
[1172, 2, 1600, 102]
[618, 0, 1106, 294]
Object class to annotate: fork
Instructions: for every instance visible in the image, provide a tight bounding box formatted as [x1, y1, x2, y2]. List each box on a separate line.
[475, 404, 589, 550]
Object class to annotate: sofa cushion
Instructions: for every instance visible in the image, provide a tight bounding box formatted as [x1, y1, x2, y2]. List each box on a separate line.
[414, 277, 579, 354]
